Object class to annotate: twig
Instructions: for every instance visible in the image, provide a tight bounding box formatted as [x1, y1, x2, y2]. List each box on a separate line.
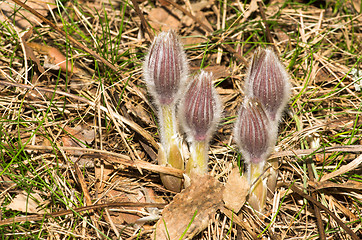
[257, 1, 277, 52]
[131, 0, 154, 41]
[307, 160, 326, 240]
[281, 182, 360, 240]
[0, 202, 166, 226]
[160, 0, 213, 33]
[270, 145, 362, 159]
[74, 161, 102, 238]
[222, 44, 249, 67]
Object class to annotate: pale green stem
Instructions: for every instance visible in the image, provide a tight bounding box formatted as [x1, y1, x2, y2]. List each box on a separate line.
[159, 105, 177, 150]
[187, 140, 208, 175]
[158, 104, 183, 169]
[248, 161, 264, 186]
[247, 161, 267, 212]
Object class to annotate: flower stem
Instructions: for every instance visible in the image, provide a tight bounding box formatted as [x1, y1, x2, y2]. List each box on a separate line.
[158, 104, 184, 192]
[159, 105, 177, 149]
[186, 140, 208, 176]
[247, 162, 267, 212]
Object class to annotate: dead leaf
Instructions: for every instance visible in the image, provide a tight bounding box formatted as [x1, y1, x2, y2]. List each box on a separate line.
[352, 0, 361, 13]
[223, 167, 249, 213]
[62, 125, 95, 167]
[155, 175, 224, 240]
[20, 29, 45, 85]
[27, 42, 81, 74]
[148, 7, 181, 32]
[0, 0, 56, 29]
[125, 101, 153, 125]
[6, 191, 45, 214]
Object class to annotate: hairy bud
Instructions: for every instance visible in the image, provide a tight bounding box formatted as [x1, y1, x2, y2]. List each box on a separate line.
[245, 48, 291, 121]
[143, 30, 188, 106]
[180, 71, 222, 176]
[180, 71, 222, 142]
[234, 98, 276, 165]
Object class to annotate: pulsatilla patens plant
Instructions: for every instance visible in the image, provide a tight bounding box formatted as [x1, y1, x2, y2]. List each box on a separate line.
[179, 71, 222, 176]
[143, 30, 188, 192]
[143, 31, 222, 191]
[234, 48, 291, 212]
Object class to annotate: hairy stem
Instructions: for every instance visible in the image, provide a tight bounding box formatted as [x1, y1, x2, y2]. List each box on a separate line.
[187, 140, 208, 175]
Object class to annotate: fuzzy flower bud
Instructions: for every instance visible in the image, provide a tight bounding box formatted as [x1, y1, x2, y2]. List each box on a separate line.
[180, 71, 222, 176]
[233, 98, 276, 165]
[143, 30, 188, 106]
[245, 48, 291, 121]
[180, 71, 222, 142]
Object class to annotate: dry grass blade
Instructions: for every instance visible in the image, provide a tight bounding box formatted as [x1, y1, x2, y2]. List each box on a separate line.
[320, 154, 362, 182]
[0, 202, 166, 226]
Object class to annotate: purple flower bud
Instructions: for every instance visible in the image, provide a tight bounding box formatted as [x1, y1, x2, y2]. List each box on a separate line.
[245, 48, 291, 121]
[143, 30, 188, 106]
[180, 71, 222, 142]
[233, 98, 276, 164]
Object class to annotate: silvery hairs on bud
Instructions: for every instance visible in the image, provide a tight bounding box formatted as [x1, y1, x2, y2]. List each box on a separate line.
[233, 98, 277, 166]
[245, 48, 291, 122]
[179, 71, 222, 176]
[143, 30, 189, 106]
[179, 71, 222, 143]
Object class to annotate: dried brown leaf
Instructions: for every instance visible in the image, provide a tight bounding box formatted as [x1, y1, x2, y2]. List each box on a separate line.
[6, 191, 45, 214]
[223, 167, 249, 213]
[27, 42, 81, 74]
[148, 7, 181, 32]
[62, 125, 95, 167]
[155, 175, 223, 239]
[0, 0, 56, 29]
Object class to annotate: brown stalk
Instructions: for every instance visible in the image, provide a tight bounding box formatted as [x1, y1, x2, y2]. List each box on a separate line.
[74, 161, 101, 237]
[257, 1, 277, 52]
[307, 160, 326, 240]
[281, 182, 359, 240]
[0, 202, 166, 226]
[131, 0, 154, 41]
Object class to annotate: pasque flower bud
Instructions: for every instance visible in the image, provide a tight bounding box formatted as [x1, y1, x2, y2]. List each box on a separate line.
[234, 98, 277, 212]
[245, 48, 291, 121]
[180, 71, 222, 143]
[233, 98, 276, 166]
[143, 30, 189, 192]
[179, 71, 222, 176]
[233, 48, 291, 213]
[143, 30, 188, 106]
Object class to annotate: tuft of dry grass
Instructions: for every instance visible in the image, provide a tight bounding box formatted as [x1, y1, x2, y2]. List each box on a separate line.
[0, 0, 361, 239]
